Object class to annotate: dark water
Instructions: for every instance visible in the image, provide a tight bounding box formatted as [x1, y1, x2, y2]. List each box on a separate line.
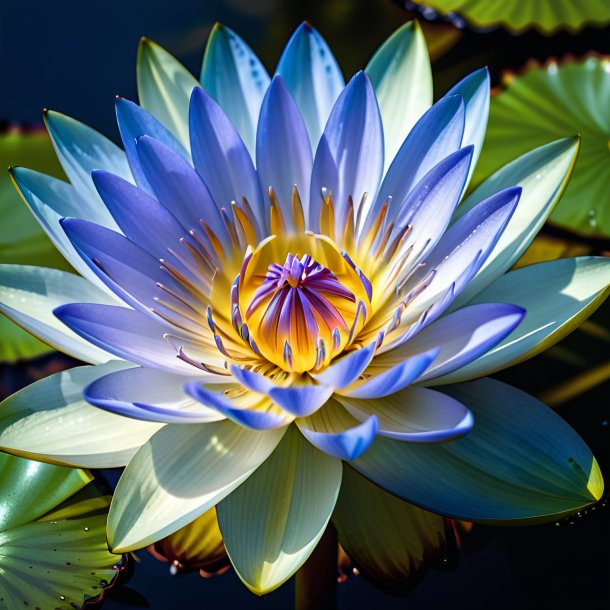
[1, 0, 609, 608]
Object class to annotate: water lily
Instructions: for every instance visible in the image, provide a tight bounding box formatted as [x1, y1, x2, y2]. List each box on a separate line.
[0, 20, 608, 596]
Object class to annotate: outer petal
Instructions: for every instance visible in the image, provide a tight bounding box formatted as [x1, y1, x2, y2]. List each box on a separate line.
[0, 264, 115, 364]
[256, 76, 313, 225]
[85, 367, 222, 424]
[137, 38, 199, 150]
[201, 24, 270, 157]
[217, 426, 341, 594]
[365, 21, 432, 169]
[311, 341, 377, 390]
[337, 386, 473, 443]
[275, 22, 344, 148]
[189, 87, 265, 222]
[352, 378, 603, 523]
[364, 94, 465, 235]
[9, 167, 123, 285]
[53, 303, 201, 375]
[433, 257, 610, 384]
[296, 399, 379, 460]
[43, 110, 132, 199]
[333, 465, 456, 595]
[452, 137, 580, 306]
[310, 72, 384, 233]
[107, 420, 285, 552]
[443, 68, 490, 184]
[0, 362, 162, 468]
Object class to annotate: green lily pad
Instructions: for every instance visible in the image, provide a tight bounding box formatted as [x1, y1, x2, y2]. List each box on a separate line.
[411, 0, 610, 34]
[0, 451, 121, 608]
[0, 127, 71, 362]
[474, 56, 610, 238]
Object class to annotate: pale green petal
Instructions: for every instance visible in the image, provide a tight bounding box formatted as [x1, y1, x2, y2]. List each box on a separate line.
[0, 361, 163, 468]
[333, 465, 453, 594]
[453, 137, 579, 307]
[0, 264, 115, 363]
[365, 21, 432, 171]
[0, 452, 91, 530]
[433, 257, 610, 384]
[352, 377, 603, 524]
[107, 421, 285, 552]
[137, 38, 199, 151]
[217, 426, 341, 594]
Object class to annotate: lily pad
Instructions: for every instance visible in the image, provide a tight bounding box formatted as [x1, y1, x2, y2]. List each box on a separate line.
[409, 0, 610, 34]
[474, 56, 610, 238]
[0, 451, 121, 609]
[0, 127, 71, 362]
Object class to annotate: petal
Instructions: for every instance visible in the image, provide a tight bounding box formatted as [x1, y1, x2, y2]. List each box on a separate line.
[433, 257, 610, 384]
[443, 68, 490, 184]
[311, 341, 377, 390]
[43, 110, 132, 198]
[381, 303, 525, 382]
[137, 38, 199, 150]
[92, 170, 189, 260]
[402, 186, 521, 319]
[135, 135, 230, 246]
[333, 466, 455, 595]
[310, 72, 384, 233]
[201, 24, 270, 157]
[339, 348, 439, 399]
[296, 399, 379, 460]
[365, 21, 432, 169]
[0, 264, 115, 364]
[229, 366, 333, 417]
[0, 362, 162, 468]
[256, 76, 313, 226]
[85, 367, 222, 424]
[189, 87, 265, 222]
[364, 94, 465, 235]
[107, 420, 285, 552]
[337, 386, 473, 443]
[217, 426, 341, 594]
[351, 378, 603, 523]
[53, 303, 199, 375]
[275, 22, 344, 148]
[115, 97, 189, 194]
[185, 381, 293, 430]
[452, 137, 580, 306]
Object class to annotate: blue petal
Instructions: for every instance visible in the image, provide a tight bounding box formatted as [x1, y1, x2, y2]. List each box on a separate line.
[311, 341, 377, 390]
[189, 87, 265, 226]
[85, 367, 221, 423]
[443, 68, 490, 184]
[310, 71, 383, 233]
[115, 97, 188, 195]
[363, 95, 465, 237]
[44, 110, 132, 198]
[54, 303, 198, 374]
[60, 217, 195, 319]
[201, 24, 270, 157]
[184, 381, 291, 429]
[92, 170, 190, 260]
[135, 135, 231, 248]
[297, 400, 378, 460]
[339, 348, 439, 399]
[256, 76, 312, 226]
[275, 22, 345, 148]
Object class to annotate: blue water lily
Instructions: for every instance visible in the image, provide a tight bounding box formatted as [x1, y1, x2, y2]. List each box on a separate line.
[0, 21, 608, 594]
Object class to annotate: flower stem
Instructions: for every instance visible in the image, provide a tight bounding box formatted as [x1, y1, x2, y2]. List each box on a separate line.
[295, 522, 338, 610]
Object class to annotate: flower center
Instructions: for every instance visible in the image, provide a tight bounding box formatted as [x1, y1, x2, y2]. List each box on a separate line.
[229, 233, 373, 373]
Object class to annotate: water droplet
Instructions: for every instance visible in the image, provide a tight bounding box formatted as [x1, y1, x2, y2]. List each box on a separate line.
[535, 173, 542, 180]
[83, 526, 89, 532]
[59, 596, 65, 601]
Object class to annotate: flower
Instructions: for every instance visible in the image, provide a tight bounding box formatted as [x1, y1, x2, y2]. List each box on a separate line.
[0, 21, 608, 595]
